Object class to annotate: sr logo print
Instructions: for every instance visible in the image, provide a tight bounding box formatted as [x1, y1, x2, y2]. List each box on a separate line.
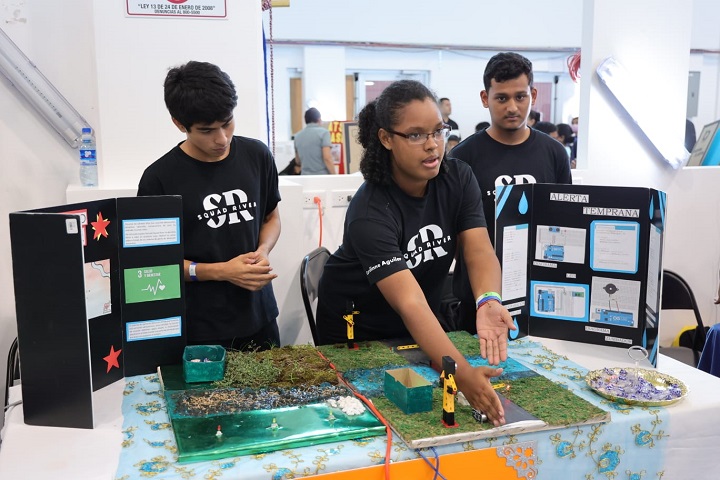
[198, 189, 256, 228]
[487, 174, 537, 197]
[405, 224, 451, 269]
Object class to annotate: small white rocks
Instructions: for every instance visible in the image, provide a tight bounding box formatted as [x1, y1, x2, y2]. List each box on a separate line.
[327, 396, 365, 416]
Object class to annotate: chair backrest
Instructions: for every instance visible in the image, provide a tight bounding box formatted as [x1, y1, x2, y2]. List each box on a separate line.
[661, 270, 706, 352]
[300, 247, 331, 345]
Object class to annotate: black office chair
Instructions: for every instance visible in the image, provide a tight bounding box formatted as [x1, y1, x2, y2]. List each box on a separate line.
[300, 247, 331, 346]
[658, 270, 707, 367]
[5, 337, 20, 408]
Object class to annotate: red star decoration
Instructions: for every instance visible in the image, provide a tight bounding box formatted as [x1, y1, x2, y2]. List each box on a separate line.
[103, 345, 122, 373]
[91, 212, 111, 241]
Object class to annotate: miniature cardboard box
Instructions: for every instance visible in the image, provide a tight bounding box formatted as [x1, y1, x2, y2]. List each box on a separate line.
[384, 368, 432, 414]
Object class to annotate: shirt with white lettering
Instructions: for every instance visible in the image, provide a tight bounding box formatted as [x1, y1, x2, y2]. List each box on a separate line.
[137, 136, 281, 341]
[451, 128, 572, 243]
[316, 158, 485, 343]
[450, 128, 572, 328]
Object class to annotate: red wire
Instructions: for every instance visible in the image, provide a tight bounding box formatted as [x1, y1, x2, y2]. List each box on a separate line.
[354, 390, 393, 480]
[314, 197, 323, 247]
[316, 349, 393, 480]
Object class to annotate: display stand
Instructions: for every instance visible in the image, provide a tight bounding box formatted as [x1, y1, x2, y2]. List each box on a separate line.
[495, 184, 666, 365]
[9, 196, 185, 428]
[116, 196, 186, 375]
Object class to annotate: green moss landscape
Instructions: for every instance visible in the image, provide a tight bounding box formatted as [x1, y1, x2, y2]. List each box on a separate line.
[215, 344, 337, 389]
[203, 335, 607, 445]
[317, 341, 409, 371]
[371, 375, 606, 441]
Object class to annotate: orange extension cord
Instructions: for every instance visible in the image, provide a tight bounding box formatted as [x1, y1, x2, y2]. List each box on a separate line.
[314, 196, 323, 248]
[316, 350, 394, 480]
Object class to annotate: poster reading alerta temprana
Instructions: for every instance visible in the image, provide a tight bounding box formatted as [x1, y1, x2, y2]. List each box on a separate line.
[126, 0, 226, 18]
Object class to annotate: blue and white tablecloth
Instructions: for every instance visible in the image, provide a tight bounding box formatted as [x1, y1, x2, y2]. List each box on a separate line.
[114, 339, 668, 479]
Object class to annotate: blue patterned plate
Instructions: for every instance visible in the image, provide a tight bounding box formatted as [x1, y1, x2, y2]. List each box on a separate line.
[585, 367, 688, 407]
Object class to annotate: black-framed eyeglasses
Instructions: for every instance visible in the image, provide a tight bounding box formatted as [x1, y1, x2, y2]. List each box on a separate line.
[385, 125, 451, 145]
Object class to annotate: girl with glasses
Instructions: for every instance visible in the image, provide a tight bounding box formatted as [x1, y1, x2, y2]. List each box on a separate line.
[316, 79, 515, 426]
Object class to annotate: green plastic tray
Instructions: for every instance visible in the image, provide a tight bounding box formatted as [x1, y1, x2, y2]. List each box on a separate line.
[183, 345, 226, 383]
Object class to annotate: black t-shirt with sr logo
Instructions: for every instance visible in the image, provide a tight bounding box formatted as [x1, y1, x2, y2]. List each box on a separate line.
[138, 136, 281, 342]
[452, 128, 572, 243]
[450, 128, 572, 330]
[316, 158, 485, 344]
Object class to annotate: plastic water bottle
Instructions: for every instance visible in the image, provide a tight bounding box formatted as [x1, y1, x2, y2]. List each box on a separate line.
[79, 127, 98, 187]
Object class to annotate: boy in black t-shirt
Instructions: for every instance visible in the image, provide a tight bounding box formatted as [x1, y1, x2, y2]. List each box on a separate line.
[138, 61, 281, 351]
[451, 52, 572, 333]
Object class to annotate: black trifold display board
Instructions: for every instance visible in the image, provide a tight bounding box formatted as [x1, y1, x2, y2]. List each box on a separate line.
[495, 184, 666, 367]
[10, 196, 186, 428]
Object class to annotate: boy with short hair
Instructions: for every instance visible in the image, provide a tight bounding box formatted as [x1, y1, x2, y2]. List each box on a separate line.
[138, 60, 282, 350]
[451, 52, 572, 333]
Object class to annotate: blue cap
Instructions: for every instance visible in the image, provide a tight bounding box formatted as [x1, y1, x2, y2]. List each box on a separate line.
[82, 127, 91, 133]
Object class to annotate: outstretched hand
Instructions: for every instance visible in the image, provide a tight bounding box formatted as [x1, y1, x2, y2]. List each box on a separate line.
[224, 250, 277, 291]
[456, 365, 505, 426]
[476, 300, 516, 365]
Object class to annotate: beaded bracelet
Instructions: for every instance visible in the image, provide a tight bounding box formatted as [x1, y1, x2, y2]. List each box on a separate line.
[476, 291, 501, 309]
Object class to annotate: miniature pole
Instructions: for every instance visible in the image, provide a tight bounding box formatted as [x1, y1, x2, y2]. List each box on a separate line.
[441, 356, 458, 428]
[343, 300, 360, 349]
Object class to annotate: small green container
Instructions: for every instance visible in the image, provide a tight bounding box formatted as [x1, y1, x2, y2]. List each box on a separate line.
[183, 345, 226, 383]
[384, 368, 432, 414]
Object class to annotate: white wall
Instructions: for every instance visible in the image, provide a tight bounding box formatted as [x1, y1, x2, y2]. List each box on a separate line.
[576, 0, 720, 333]
[94, 2, 267, 188]
[268, 0, 583, 48]
[301, 47, 347, 123]
[690, 0, 720, 49]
